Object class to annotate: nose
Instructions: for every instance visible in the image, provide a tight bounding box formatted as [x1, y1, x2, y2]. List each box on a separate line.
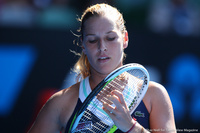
[98, 40, 107, 52]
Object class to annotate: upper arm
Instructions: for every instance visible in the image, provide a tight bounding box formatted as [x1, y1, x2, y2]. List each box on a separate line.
[28, 93, 62, 133]
[149, 82, 176, 133]
[28, 84, 80, 133]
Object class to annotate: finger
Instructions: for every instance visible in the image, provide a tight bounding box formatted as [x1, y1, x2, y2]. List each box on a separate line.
[107, 95, 125, 111]
[102, 102, 115, 116]
[111, 90, 127, 108]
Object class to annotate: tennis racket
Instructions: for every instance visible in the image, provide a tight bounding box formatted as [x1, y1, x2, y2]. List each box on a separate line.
[68, 63, 149, 133]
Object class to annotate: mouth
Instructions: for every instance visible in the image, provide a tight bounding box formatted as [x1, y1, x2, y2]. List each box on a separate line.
[98, 56, 110, 62]
[99, 57, 109, 60]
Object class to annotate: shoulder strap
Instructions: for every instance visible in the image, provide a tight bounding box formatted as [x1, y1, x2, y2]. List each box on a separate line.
[65, 98, 82, 133]
[79, 77, 92, 102]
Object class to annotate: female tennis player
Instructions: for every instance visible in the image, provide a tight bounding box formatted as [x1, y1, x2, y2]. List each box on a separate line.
[28, 3, 176, 133]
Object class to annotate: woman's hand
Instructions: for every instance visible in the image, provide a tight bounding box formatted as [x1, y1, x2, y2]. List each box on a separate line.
[102, 90, 135, 132]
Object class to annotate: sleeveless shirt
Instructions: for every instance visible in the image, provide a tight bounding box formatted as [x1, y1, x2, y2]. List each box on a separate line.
[65, 77, 150, 132]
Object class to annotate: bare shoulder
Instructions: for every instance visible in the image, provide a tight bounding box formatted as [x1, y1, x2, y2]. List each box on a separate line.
[28, 83, 80, 133]
[47, 82, 80, 124]
[144, 81, 176, 132]
[49, 83, 80, 105]
[148, 81, 169, 99]
[143, 82, 167, 113]
[144, 81, 172, 112]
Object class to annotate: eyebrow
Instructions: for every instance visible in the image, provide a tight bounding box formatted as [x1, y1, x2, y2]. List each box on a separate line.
[85, 34, 95, 37]
[85, 31, 116, 37]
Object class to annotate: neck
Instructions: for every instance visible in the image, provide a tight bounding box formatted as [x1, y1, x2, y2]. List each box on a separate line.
[88, 62, 123, 90]
[89, 73, 107, 90]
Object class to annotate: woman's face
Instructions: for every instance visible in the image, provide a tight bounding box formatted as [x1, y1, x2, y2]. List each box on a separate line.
[82, 16, 128, 76]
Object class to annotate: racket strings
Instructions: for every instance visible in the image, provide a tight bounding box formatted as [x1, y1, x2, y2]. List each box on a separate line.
[75, 109, 109, 133]
[78, 99, 115, 132]
[97, 70, 145, 107]
[97, 75, 129, 103]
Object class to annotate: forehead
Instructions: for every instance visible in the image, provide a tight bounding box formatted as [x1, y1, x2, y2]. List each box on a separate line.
[83, 16, 119, 35]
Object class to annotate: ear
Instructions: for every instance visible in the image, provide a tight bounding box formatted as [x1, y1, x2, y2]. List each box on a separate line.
[82, 45, 86, 54]
[123, 31, 128, 49]
[81, 44, 87, 55]
[80, 37, 86, 54]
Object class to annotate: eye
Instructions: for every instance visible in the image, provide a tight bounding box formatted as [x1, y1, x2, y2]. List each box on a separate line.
[107, 37, 116, 41]
[88, 39, 97, 43]
[85, 36, 98, 44]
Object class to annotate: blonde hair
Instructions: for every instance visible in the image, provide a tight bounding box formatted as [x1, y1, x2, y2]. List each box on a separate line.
[74, 3, 127, 82]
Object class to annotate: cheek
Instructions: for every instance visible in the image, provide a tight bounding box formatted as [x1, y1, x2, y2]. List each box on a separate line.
[84, 48, 96, 63]
[82, 44, 92, 55]
[84, 47, 95, 56]
[115, 42, 124, 58]
[116, 40, 124, 51]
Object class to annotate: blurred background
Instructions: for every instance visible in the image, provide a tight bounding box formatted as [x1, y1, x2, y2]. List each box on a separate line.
[0, 0, 200, 132]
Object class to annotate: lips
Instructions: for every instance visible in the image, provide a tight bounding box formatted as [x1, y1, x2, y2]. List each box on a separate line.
[98, 56, 110, 63]
[99, 57, 109, 60]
